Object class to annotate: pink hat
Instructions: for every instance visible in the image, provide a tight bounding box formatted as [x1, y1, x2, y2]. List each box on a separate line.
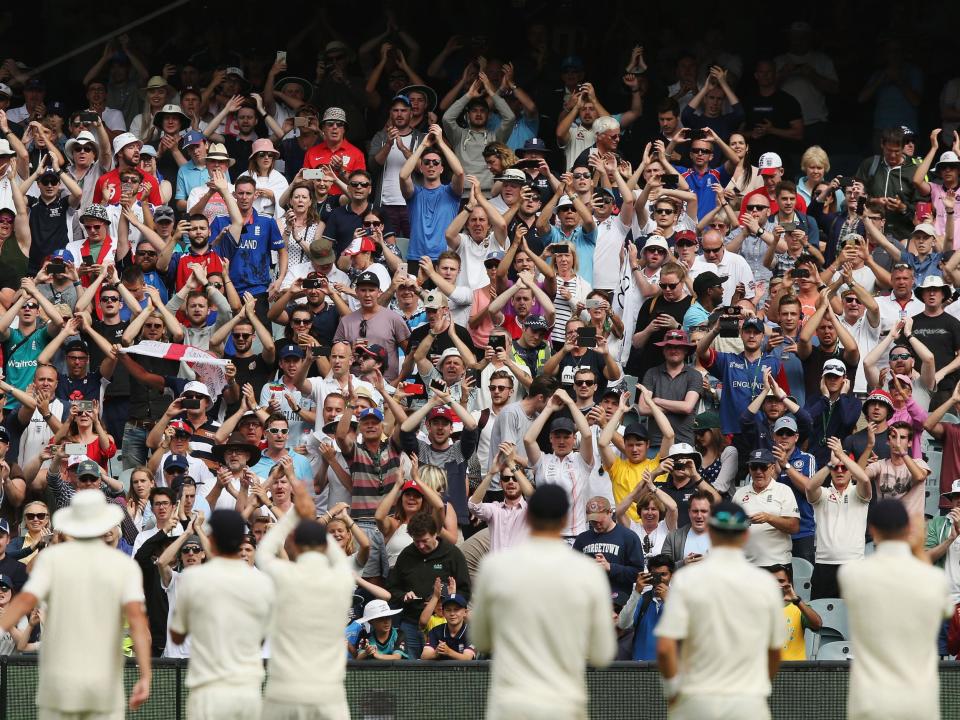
[250, 138, 280, 158]
[891, 373, 913, 387]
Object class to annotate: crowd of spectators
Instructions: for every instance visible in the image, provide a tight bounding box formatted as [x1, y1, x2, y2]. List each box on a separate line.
[3, 8, 960, 669]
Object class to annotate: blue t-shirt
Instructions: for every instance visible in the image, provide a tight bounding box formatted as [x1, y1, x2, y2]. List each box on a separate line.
[176, 161, 209, 202]
[407, 183, 462, 261]
[777, 447, 817, 539]
[547, 225, 598, 286]
[707, 350, 782, 435]
[212, 210, 284, 295]
[900, 250, 943, 286]
[251, 451, 313, 479]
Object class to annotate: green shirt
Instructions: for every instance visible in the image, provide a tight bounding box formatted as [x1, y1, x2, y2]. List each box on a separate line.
[3, 324, 51, 408]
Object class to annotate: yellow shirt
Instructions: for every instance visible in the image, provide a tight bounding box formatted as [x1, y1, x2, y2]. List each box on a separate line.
[609, 455, 661, 523]
[781, 603, 806, 660]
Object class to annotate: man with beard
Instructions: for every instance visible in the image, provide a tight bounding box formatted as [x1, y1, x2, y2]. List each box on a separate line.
[214, 303, 277, 417]
[160, 172, 241, 290]
[303, 107, 367, 195]
[93, 132, 162, 206]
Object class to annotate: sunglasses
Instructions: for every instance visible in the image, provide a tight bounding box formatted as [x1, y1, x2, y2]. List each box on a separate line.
[233, 332, 252, 340]
[22, 302, 39, 310]
[709, 222, 727, 228]
[82, 223, 104, 231]
[676, 239, 698, 247]
[362, 221, 383, 227]
[100, 296, 120, 303]
[267, 427, 289, 435]
[74, 145, 96, 153]
[659, 281, 680, 290]
[654, 208, 675, 215]
[323, 120, 346, 128]
[291, 318, 312, 325]
[828, 463, 848, 471]
[702, 246, 723, 255]
[137, 249, 158, 257]
[774, 430, 797, 437]
[163, 468, 185, 474]
[749, 463, 771, 471]
[25, 512, 48, 520]
[253, 152, 273, 158]
[359, 319, 367, 338]
[891, 263, 912, 270]
[843, 297, 862, 304]
[489, 384, 512, 391]
[501, 475, 518, 482]
[572, 172, 591, 179]
[574, 379, 595, 387]
[645, 247, 666, 255]
[745, 204, 769, 211]
[181, 546, 203, 555]
[350, 181, 371, 188]
[422, 158, 441, 167]
[143, 322, 164, 330]
[889, 353, 911, 361]
[0, 217, 13, 225]
[690, 148, 713, 155]
[39, 177, 60, 187]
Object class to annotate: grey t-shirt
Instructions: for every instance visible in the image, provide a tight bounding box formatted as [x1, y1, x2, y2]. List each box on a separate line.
[640, 364, 703, 447]
[487, 401, 535, 470]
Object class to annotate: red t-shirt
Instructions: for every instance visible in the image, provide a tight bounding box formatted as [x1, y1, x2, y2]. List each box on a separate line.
[173, 250, 224, 291]
[93, 168, 163, 206]
[738, 187, 808, 225]
[303, 140, 366, 195]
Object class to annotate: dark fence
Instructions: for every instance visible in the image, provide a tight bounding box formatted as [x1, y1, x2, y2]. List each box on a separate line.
[2, 657, 960, 719]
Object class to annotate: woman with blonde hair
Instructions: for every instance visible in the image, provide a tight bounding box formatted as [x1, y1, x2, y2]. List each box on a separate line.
[7, 501, 52, 570]
[482, 141, 518, 178]
[124, 467, 156, 534]
[320, 502, 372, 572]
[129, 78, 172, 141]
[548, 243, 592, 349]
[798, 145, 843, 208]
[416, 464, 459, 544]
[239, 138, 288, 217]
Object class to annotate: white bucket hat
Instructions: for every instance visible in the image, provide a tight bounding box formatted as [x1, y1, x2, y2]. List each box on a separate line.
[359, 599, 402, 624]
[53, 490, 124, 539]
[65, 130, 98, 157]
[935, 151, 960, 173]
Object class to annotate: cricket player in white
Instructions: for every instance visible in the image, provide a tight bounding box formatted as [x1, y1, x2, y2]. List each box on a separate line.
[0, 490, 152, 719]
[472, 484, 616, 720]
[655, 500, 786, 719]
[170, 509, 274, 720]
[256, 478, 355, 720]
[840, 498, 953, 720]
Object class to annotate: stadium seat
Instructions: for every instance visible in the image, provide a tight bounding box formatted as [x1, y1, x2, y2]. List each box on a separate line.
[791, 557, 813, 602]
[816, 641, 853, 661]
[806, 598, 849, 655]
[394, 236, 410, 260]
[116, 467, 134, 494]
[926, 457, 943, 518]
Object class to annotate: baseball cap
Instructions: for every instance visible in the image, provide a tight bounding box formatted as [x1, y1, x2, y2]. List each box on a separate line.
[585, 496, 612, 521]
[520, 137, 549, 154]
[63, 339, 89, 355]
[164, 454, 189, 471]
[168, 419, 194, 435]
[622, 423, 648, 440]
[399, 480, 424, 495]
[0, 84, 10, 98]
[822, 358, 847, 377]
[941, 478, 960, 501]
[0, 427, 10, 444]
[427, 406, 458, 423]
[0, 520, 9, 536]
[549, 417, 576, 434]
[485, 250, 505, 264]
[747, 448, 777, 466]
[76, 459, 101, 479]
[357, 407, 384, 423]
[343, 237, 377, 255]
[441, 593, 469, 608]
[524, 315, 548, 331]
[560, 55, 585, 71]
[708, 501, 751, 531]
[773, 416, 798, 434]
[354, 271, 380, 288]
[758, 152, 783, 175]
[423, 291, 448, 310]
[183, 381, 211, 398]
[153, 205, 175, 223]
[181, 130, 205, 149]
[357, 343, 388, 366]
[674, 230, 698, 246]
[278, 343, 306, 359]
[912, 223, 937, 237]
[494, 168, 527, 184]
[693, 411, 720, 431]
[693, 271, 727, 295]
[181, 535, 202, 551]
[0, 573, 12, 589]
[741, 317, 765, 333]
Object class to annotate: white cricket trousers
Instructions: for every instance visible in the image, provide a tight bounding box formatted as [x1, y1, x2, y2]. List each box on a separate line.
[39, 711, 122, 720]
[262, 699, 351, 720]
[669, 694, 770, 720]
[187, 684, 262, 720]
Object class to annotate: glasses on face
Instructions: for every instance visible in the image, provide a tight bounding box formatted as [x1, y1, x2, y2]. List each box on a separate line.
[774, 430, 797, 437]
[82, 223, 104, 232]
[74, 145, 95, 153]
[889, 353, 911, 361]
[654, 208, 675, 216]
[253, 152, 272, 159]
[690, 148, 712, 155]
[100, 295, 120, 303]
[350, 181, 371, 188]
[233, 332, 252, 340]
[422, 158, 441, 167]
[843, 297, 862, 304]
[574, 379, 595, 387]
[22, 302, 39, 310]
[182, 393, 204, 400]
[267, 427, 289, 435]
[709, 222, 727, 229]
[829, 464, 848, 472]
[659, 281, 680, 290]
[144, 322, 164, 330]
[645, 247, 666, 255]
[746, 204, 769, 212]
[0, 216, 13, 225]
[163, 467, 185, 475]
[749, 463, 771, 471]
[181, 546, 203, 555]
[152, 500, 173, 507]
[291, 318, 312, 326]
[891, 263, 911, 271]
[489, 384, 511, 392]
[39, 177, 60, 187]
[702, 246, 723, 255]
[137, 249, 158, 257]
[572, 172, 591, 179]
[362, 220, 383, 227]
[324, 120, 346, 128]
[25, 512, 48, 520]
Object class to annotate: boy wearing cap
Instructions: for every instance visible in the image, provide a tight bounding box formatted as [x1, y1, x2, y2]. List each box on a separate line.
[175, 131, 210, 212]
[803, 358, 863, 468]
[656, 500, 786, 718]
[523, 389, 595, 538]
[421, 594, 476, 661]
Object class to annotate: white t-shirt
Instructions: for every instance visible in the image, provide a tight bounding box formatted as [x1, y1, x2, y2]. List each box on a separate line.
[592, 215, 629, 291]
[534, 451, 595, 536]
[655, 546, 785, 699]
[19, 400, 64, 467]
[162, 570, 190, 658]
[305, 375, 380, 434]
[732, 480, 800, 566]
[25, 539, 144, 714]
[836, 312, 881, 394]
[692, 252, 757, 305]
[455, 231, 502, 291]
[810, 482, 870, 564]
[380, 134, 413, 206]
[170, 557, 274, 690]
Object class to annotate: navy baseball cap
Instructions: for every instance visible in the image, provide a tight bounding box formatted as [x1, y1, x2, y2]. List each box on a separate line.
[441, 593, 468, 608]
[622, 423, 648, 440]
[164, 454, 189, 471]
[0, 519, 9, 535]
[742, 317, 765, 333]
[181, 130, 205, 149]
[0, 574, 12, 589]
[520, 137, 549, 154]
[278, 343, 306, 359]
[748, 448, 777, 466]
[549, 417, 576, 434]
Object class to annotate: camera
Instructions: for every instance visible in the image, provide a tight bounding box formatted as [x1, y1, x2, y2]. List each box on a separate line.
[718, 306, 741, 338]
[856, 196, 866, 216]
[488, 335, 506, 350]
[303, 278, 322, 289]
[661, 173, 679, 189]
[181, 398, 202, 410]
[780, 222, 797, 233]
[312, 345, 331, 358]
[650, 572, 663, 587]
[47, 261, 66, 275]
[302, 169, 324, 180]
[791, 267, 810, 279]
[584, 298, 604, 310]
[576, 326, 597, 348]
[79, 111, 99, 124]
[71, 400, 94, 413]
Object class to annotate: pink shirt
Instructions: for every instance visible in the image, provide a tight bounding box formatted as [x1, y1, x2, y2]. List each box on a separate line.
[467, 498, 528, 553]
